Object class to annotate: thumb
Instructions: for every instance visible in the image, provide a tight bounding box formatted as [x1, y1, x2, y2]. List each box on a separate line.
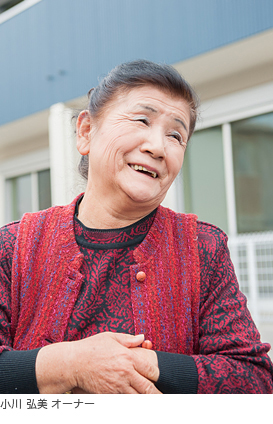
[111, 333, 145, 348]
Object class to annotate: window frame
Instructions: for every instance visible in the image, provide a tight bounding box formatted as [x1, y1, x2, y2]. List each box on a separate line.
[0, 148, 50, 226]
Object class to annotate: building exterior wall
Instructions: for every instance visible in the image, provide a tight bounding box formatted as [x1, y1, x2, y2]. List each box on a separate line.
[1, 0, 273, 127]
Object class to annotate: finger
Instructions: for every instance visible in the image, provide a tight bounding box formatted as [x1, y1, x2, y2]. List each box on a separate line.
[130, 372, 162, 394]
[132, 349, 159, 382]
[126, 386, 139, 394]
[110, 332, 145, 348]
[141, 340, 153, 350]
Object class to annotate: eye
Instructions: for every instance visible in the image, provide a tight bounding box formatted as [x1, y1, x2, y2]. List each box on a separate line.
[170, 131, 183, 143]
[134, 116, 149, 125]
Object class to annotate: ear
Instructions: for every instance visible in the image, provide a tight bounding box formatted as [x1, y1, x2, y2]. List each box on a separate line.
[76, 110, 92, 155]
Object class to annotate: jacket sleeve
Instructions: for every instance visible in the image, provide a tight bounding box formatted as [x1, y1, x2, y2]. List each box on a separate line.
[0, 222, 18, 356]
[0, 222, 40, 394]
[192, 222, 273, 393]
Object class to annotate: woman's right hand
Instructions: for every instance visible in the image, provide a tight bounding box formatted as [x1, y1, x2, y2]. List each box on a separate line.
[35, 332, 161, 394]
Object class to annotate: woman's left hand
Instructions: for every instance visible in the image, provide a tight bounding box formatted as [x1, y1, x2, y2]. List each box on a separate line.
[71, 342, 160, 394]
[130, 346, 159, 382]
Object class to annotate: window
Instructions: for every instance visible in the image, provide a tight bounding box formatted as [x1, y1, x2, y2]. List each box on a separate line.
[232, 112, 273, 233]
[182, 126, 228, 234]
[5, 169, 51, 222]
[182, 111, 273, 235]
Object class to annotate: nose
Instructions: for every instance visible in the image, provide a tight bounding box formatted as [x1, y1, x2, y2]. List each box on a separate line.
[140, 128, 165, 159]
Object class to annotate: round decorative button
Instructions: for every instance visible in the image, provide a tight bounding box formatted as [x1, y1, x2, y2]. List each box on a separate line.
[136, 271, 146, 282]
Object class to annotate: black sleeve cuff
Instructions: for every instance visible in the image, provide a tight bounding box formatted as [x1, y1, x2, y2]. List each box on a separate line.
[0, 349, 40, 394]
[155, 351, 198, 394]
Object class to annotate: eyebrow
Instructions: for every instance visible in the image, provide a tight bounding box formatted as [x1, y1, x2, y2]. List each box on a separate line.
[174, 117, 188, 133]
[137, 104, 188, 133]
[138, 104, 158, 114]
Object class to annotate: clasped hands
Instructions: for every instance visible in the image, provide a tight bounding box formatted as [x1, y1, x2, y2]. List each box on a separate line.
[36, 332, 161, 394]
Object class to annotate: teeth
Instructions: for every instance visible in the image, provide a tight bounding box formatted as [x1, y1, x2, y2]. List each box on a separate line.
[130, 164, 157, 178]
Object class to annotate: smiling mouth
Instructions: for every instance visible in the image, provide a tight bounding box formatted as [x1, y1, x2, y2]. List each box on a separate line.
[129, 164, 158, 178]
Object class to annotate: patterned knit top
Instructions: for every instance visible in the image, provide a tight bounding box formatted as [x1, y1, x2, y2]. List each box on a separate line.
[66, 199, 157, 339]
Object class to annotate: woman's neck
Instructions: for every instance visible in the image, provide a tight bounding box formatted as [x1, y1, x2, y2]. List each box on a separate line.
[77, 192, 156, 229]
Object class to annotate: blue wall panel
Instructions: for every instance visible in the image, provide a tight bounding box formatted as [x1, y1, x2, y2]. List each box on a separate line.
[1, 0, 273, 126]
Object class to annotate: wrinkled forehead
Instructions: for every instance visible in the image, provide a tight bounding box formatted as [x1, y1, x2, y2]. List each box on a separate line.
[117, 83, 189, 104]
[100, 84, 191, 116]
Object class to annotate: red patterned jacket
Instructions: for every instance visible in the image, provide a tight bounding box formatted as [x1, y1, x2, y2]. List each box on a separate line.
[1, 196, 273, 393]
[11, 195, 200, 355]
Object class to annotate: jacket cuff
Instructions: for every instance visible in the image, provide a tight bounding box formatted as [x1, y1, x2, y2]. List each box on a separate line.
[0, 348, 40, 394]
[155, 351, 198, 394]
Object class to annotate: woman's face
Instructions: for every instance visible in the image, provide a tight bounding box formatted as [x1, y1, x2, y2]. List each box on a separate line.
[77, 85, 191, 212]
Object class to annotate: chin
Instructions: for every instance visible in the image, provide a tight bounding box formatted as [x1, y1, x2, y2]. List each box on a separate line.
[119, 178, 167, 207]
[126, 190, 163, 207]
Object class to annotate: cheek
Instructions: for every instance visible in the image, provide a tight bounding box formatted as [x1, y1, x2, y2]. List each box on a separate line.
[97, 137, 130, 174]
[167, 147, 185, 175]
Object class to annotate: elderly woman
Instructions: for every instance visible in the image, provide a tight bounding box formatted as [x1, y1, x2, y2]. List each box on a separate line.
[0, 60, 273, 394]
